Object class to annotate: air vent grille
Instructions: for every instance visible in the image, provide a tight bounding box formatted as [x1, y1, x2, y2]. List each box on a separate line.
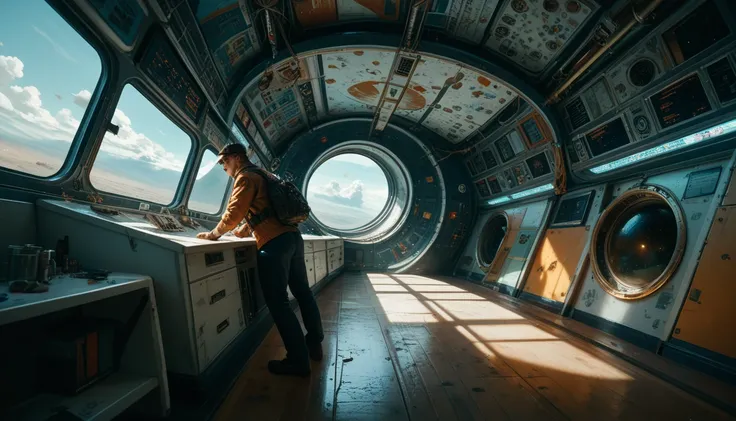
[395, 57, 415, 77]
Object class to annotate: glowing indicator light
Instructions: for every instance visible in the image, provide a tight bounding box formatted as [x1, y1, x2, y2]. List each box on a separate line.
[590, 118, 736, 174]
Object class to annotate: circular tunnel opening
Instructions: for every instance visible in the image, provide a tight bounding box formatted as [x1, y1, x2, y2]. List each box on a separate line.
[303, 141, 413, 243]
[591, 185, 686, 300]
[306, 153, 390, 231]
[477, 213, 509, 270]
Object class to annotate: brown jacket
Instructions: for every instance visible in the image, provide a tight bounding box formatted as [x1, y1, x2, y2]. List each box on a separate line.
[213, 165, 297, 249]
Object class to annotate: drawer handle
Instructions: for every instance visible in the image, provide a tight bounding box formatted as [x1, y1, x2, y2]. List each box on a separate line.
[210, 289, 227, 305]
[217, 318, 230, 334]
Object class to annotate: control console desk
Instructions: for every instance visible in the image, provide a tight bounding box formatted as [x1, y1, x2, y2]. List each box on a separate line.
[35, 199, 344, 379]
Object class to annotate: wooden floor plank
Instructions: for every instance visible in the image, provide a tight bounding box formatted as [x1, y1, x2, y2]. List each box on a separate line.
[214, 272, 735, 421]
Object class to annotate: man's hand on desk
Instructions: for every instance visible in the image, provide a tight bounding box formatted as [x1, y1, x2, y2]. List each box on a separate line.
[233, 225, 252, 238]
[196, 231, 220, 241]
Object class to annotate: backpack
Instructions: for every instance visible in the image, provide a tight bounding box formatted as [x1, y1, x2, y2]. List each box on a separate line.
[242, 167, 311, 227]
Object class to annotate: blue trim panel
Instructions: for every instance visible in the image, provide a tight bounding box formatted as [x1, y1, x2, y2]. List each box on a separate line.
[519, 292, 563, 314]
[571, 309, 662, 353]
[661, 339, 736, 386]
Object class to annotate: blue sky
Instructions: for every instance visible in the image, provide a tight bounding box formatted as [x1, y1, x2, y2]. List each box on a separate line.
[0, 0, 193, 175]
[307, 154, 389, 229]
[0, 0, 388, 224]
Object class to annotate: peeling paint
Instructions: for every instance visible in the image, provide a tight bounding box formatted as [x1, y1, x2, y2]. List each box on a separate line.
[582, 289, 597, 307]
[652, 319, 660, 329]
[477, 75, 491, 86]
[655, 291, 673, 310]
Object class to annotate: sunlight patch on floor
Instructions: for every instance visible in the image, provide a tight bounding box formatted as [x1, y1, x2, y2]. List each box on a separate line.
[467, 323, 558, 341]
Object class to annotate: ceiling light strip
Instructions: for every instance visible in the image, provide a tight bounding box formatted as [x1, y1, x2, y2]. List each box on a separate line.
[590, 118, 736, 174]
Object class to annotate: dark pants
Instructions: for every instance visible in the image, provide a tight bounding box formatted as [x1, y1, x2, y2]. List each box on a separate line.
[257, 231, 324, 367]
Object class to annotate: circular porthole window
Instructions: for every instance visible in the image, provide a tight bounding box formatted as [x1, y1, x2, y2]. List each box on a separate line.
[304, 142, 412, 243]
[591, 185, 686, 300]
[476, 213, 509, 271]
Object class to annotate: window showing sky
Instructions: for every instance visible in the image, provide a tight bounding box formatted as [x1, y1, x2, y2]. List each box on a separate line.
[0, 0, 197, 205]
[306, 154, 390, 230]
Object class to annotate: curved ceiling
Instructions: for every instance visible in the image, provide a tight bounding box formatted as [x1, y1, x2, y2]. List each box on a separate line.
[230, 47, 528, 157]
[156, 0, 610, 154]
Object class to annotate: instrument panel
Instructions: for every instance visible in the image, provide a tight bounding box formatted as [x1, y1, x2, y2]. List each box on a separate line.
[139, 32, 205, 123]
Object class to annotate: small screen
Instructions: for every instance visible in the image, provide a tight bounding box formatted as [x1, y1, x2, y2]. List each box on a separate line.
[650, 73, 712, 129]
[487, 176, 502, 194]
[140, 35, 204, 122]
[707, 57, 736, 105]
[585, 117, 630, 157]
[521, 118, 545, 146]
[495, 136, 516, 163]
[482, 149, 498, 170]
[663, 0, 730, 65]
[525, 152, 551, 178]
[471, 154, 486, 173]
[475, 179, 491, 198]
[683, 167, 722, 200]
[565, 96, 591, 130]
[553, 191, 594, 226]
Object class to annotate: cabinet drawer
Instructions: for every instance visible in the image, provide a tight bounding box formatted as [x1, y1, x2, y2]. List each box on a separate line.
[186, 248, 236, 282]
[190, 267, 240, 315]
[327, 239, 342, 249]
[196, 292, 244, 372]
[304, 253, 316, 287]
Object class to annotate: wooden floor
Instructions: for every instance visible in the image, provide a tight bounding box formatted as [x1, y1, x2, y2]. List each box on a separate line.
[214, 272, 735, 421]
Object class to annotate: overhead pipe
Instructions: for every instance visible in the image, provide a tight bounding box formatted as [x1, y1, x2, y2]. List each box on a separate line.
[546, 0, 664, 105]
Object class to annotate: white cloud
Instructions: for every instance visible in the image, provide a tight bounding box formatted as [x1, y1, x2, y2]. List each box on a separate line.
[0, 55, 24, 85]
[73, 89, 92, 108]
[0, 42, 4, 47]
[312, 180, 364, 208]
[0, 55, 184, 172]
[32, 26, 77, 63]
[0, 92, 12, 111]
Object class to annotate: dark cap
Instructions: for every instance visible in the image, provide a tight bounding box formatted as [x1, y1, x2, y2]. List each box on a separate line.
[217, 143, 247, 163]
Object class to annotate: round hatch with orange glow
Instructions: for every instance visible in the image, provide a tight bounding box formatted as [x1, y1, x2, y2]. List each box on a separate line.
[591, 185, 687, 300]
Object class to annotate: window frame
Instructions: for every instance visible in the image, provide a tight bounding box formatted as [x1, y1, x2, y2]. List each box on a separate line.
[187, 145, 232, 216]
[87, 80, 198, 207]
[0, 0, 111, 183]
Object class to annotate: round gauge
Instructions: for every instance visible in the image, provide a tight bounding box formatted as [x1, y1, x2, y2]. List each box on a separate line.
[512, 0, 529, 13]
[591, 185, 686, 300]
[458, 184, 466, 193]
[566, 1, 581, 13]
[628, 59, 657, 87]
[546, 40, 559, 51]
[633, 115, 650, 134]
[496, 26, 510, 38]
[476, 213, 509, 271]
[544, 0, 560, 12]
[502, 15, 516, 26]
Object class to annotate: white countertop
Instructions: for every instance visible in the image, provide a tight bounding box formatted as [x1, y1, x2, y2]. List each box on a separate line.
[0, 273, 152, 326]
[37, 199, 342, 253]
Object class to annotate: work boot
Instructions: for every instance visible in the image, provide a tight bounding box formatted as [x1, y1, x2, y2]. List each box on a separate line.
[307, 341, 323, 361]
[267, 359, 311, 377]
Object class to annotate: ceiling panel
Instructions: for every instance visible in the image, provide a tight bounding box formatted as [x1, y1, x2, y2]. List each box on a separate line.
[392, 56, 462, 122]
[293, 0, 403, 28]
[449, 0, 501, 44]
[485, 0, 597, 73]
[322, 49, 396, 114]
[190, 0, 261, 82]
[419, 64, 518, 143]
[242, 59, 315, 149]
